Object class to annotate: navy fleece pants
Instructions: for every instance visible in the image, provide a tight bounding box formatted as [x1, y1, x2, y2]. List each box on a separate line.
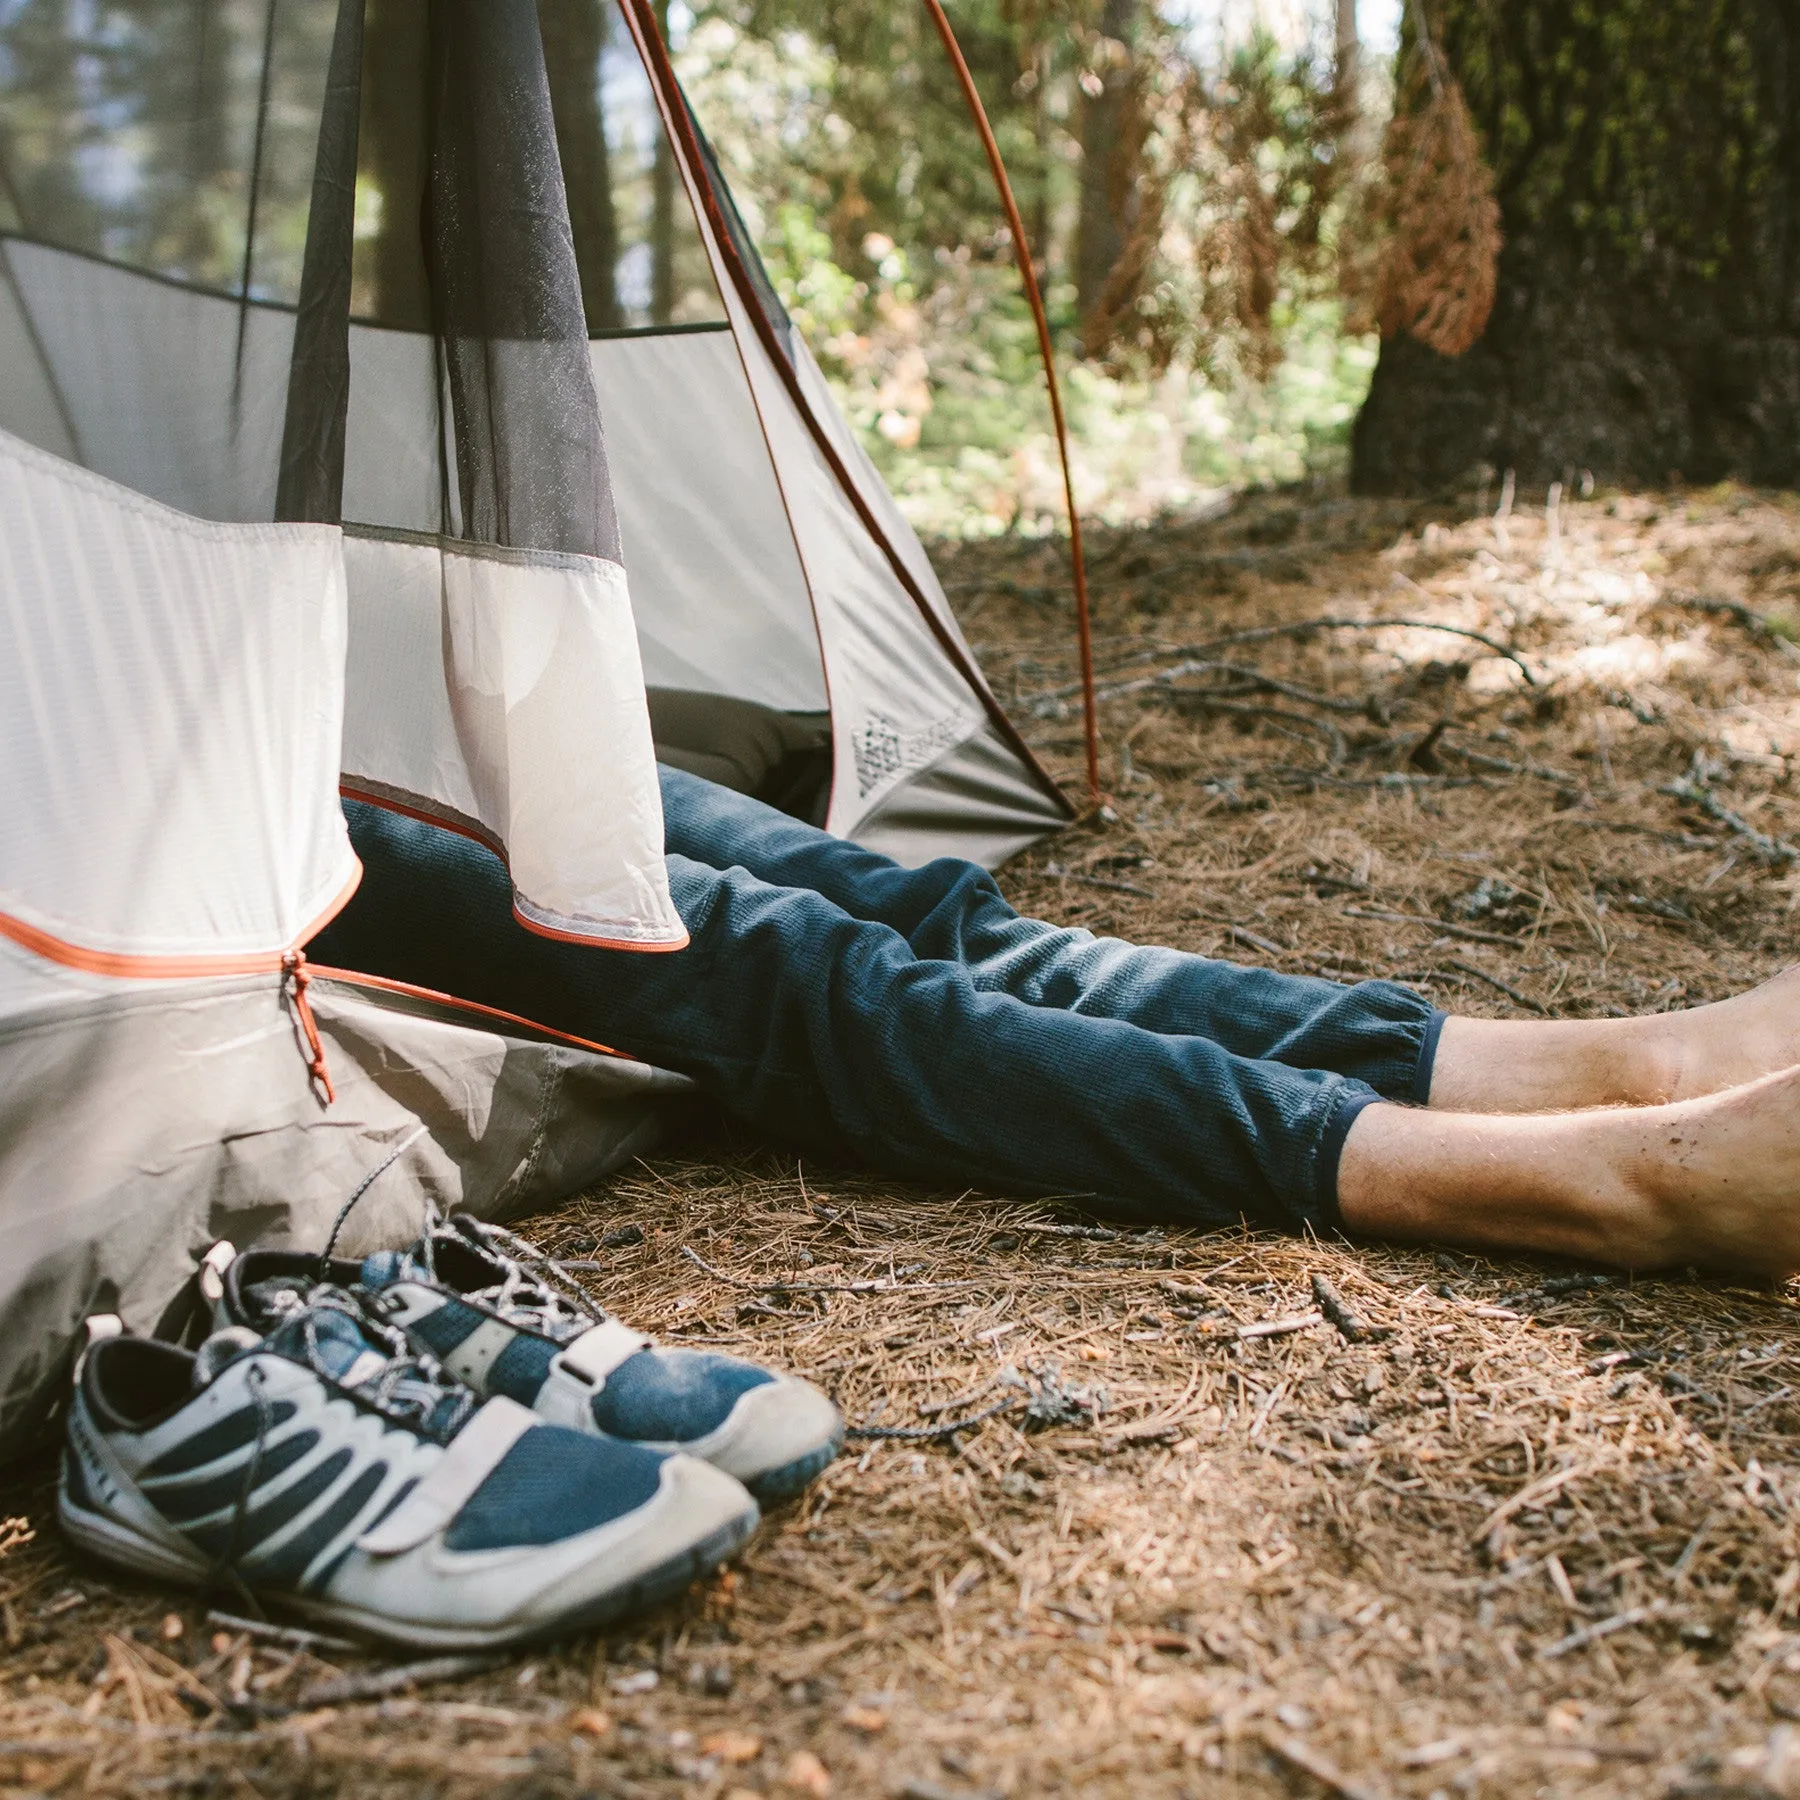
[311, 767, 1443, 1232]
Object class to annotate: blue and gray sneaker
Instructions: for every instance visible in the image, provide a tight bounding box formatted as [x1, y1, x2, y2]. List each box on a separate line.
[209, 1218, 842, 1504]
[60, 1288, 758, 1650]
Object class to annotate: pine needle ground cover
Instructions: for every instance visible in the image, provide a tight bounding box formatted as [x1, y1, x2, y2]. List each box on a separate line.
[6, 482, 1800, 1798]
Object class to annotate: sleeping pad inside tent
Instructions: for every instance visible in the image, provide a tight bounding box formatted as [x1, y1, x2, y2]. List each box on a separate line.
[0, 0, 1070, 1455]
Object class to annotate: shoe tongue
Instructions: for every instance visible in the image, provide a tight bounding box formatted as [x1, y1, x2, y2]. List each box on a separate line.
[191, 1326, 262, 1391]
[357, 1248, 418, 1291]
[270, 1300, 389, 1386]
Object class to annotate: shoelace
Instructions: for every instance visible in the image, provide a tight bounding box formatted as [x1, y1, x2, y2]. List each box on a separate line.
[431, 1219, 610, 1347]
[291, 1287, 477, 1441]
[202, 1290, 471, 1602]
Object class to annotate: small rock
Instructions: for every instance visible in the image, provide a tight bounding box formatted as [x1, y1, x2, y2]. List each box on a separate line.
[570, 1707, 614, 1740]
[159, 1614, 184, 1642]
[988, 1233, 1020, 1253]
[566, 1233, 597, 1254]
[841, 1703, 887, 1734]
[702, 1729, 763, 1764]
[783, 1748, 831, 1796]
[601, 1223, 646, 1249]
[610, 1667, 659, 1695]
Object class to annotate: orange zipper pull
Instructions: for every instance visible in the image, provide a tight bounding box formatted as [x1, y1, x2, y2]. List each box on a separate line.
[282, 950, 335, 1105]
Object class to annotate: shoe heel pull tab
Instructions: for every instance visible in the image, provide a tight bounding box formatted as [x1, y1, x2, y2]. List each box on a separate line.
[198, 1240, 236, 1307]
[73, 1313, 124, 1386]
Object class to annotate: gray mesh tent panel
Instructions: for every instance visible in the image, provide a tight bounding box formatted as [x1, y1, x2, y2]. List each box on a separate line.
[0, 0, 1067, 1452]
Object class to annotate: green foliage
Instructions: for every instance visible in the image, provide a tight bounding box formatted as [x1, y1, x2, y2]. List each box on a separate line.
[680, 3, 1377, 533]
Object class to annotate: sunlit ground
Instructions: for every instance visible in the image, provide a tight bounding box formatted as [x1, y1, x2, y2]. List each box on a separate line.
[5, 481, 1800, 1796]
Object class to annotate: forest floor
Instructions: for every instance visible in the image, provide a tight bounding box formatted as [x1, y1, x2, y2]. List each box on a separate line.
[7, 480, 1800, 1799]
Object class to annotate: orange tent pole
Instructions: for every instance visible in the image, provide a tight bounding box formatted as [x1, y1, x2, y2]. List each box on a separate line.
[919, 0, 1101, 811]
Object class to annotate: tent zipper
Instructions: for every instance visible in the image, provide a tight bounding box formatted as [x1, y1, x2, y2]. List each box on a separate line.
[282, 951, 335, 1104]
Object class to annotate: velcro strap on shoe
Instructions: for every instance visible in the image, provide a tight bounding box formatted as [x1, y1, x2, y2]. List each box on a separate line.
[356, 1397, 538, 1557]
[553, 1319, 651, 1389]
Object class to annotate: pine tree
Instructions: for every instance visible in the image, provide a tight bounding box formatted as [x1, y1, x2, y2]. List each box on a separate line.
[1354, 0, 1798, 493]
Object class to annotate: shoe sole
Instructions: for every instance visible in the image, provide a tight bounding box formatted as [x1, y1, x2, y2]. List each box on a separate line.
[743, 1434, 844, 1505]
[676, 1379, 845, 1503]
[58, 1490, 759, 1653]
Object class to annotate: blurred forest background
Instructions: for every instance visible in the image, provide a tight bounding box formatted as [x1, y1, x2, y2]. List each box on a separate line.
[677, 0, 1403, 535]
[1, 0, 1792, 537]
[664, 0, 1797, 537]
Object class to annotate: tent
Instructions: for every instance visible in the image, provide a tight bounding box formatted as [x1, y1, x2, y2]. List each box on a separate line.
[0, 0, 1074, 1455]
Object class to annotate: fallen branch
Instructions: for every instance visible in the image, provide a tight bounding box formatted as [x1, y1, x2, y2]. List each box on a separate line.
[291, 1654, 505, 1708]
[1260, 1726, 1394, 1800]
[1341, 905, 1521, 947]
[1166, 696, 1348, 768]
[1238, 1311, 1322, 1342]
[1030, 616, 1540, 709]
[1043, 862, 1153, 898]
[680, 1245, 983, 1296]
[845, 1395, 1021, 1443]
[1312, 1273, 1385, 1342]
[1432, 958, 1551, 1016]
[205, 1610, 357, 1657]
[1659, 776, 1797, 867]
[1537, 1602, 1666, 1661]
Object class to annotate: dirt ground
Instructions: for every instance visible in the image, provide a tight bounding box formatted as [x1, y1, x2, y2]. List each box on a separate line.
[8, 478, 1800, 1799]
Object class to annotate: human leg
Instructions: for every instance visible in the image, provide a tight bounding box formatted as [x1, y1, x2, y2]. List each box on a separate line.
[1339, 1065, 1800, 1275]
[1424, 967, 1800, 1112]
[312, 800, 1381, 1234]
[316, 801, 1800, 1274]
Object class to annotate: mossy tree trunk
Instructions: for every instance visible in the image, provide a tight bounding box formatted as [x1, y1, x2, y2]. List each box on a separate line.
[1353, 0, 1798, 494]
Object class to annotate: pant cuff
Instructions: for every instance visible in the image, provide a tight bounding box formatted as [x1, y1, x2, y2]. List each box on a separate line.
[1313, 1084, 1385, 1229]
[1409, 1007, 1449, 1106]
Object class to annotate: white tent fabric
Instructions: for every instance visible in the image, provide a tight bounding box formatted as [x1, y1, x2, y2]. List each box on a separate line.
[0, 427, 356, 976]
[339, 531, 684, 947]
[0, 423, 688, 1454]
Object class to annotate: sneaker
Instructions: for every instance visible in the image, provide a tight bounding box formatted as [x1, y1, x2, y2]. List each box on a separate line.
[60, 1289, 758, 1650]
[208, 1219, 843, 1503]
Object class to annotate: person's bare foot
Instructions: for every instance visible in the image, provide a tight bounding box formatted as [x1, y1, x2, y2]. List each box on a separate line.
[1340, 1062, 1800, 1276]
[1612, 1062, 1800, 1272]
[1659, 962, 1800, 1101]
[1427, 962, 1800, 1115]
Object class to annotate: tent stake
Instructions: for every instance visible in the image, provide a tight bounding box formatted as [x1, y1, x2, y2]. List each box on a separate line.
[919, 0, 1102, 813]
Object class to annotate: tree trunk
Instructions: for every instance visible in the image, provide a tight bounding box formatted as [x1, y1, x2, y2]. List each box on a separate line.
[1353, 0, 1799, 494]
[1334, 0, 1357, 111]
[1075, 0, 1136, 334]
